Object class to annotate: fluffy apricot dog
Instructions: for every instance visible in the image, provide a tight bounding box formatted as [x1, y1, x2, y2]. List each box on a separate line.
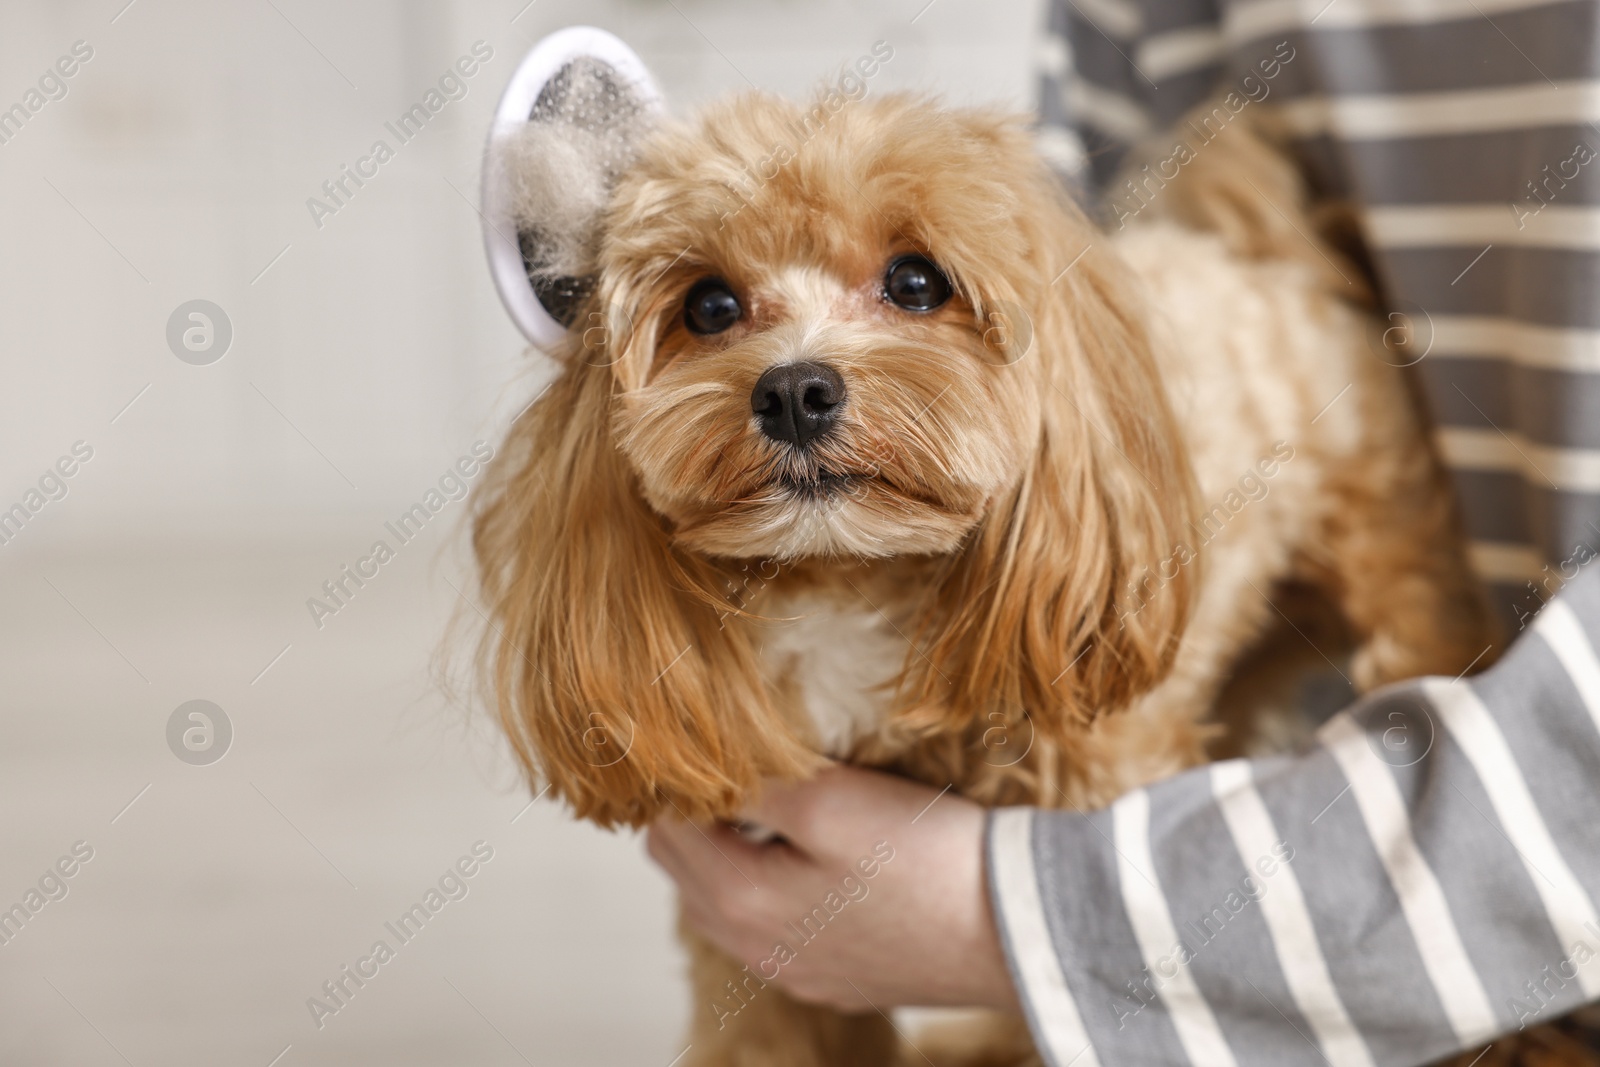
[472, 75, 1496, 1066]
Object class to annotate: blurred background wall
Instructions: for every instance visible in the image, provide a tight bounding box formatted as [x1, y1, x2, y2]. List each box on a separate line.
[0, 1, 1042, 1063]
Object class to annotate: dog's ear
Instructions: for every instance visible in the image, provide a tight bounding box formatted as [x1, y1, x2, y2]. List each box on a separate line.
[471, 360, 819, 828]
[483, 30, 662, 345]
[911, 228, 1199, 739]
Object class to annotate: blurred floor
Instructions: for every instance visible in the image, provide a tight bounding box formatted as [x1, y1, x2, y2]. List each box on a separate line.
[0, 543, 686, 1065]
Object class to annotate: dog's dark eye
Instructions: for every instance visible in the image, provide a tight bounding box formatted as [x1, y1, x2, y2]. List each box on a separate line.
[684, 279, 742, 335]
[884, 255, 951, 312]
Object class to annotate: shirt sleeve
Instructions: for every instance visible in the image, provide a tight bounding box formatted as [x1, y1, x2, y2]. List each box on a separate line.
[987, 564, 1600, 1067]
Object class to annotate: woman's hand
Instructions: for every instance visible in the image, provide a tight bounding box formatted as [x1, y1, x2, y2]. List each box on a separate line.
[645, 764, 1019, 1013]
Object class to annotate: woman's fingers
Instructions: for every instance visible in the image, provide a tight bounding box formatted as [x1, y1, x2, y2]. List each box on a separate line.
[739, 764, 941, 857]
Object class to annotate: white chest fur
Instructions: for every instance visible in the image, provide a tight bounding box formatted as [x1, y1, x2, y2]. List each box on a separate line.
[756, 589, 908, 757]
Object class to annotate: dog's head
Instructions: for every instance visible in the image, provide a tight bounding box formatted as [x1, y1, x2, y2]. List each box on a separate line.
[475, 86, 1198, 825]
[601, 95, 1049, 561]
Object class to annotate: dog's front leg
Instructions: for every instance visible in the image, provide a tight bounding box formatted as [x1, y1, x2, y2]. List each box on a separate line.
[681, 921, 898, 1067]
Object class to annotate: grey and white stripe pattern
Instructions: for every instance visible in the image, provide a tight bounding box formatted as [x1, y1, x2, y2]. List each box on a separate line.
[987, 564, 1600, 1065]
[1034, 0, 1600, 631]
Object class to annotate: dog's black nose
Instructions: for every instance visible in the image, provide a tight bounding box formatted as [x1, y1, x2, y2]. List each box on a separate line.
[750, 362, 846, 448]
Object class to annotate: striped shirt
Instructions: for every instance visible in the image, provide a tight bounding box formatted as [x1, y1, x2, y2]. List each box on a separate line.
[999, 5, 1600, 1060]
[988, 565, 1600, 1065]
[1033, 0, 1600, 633]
